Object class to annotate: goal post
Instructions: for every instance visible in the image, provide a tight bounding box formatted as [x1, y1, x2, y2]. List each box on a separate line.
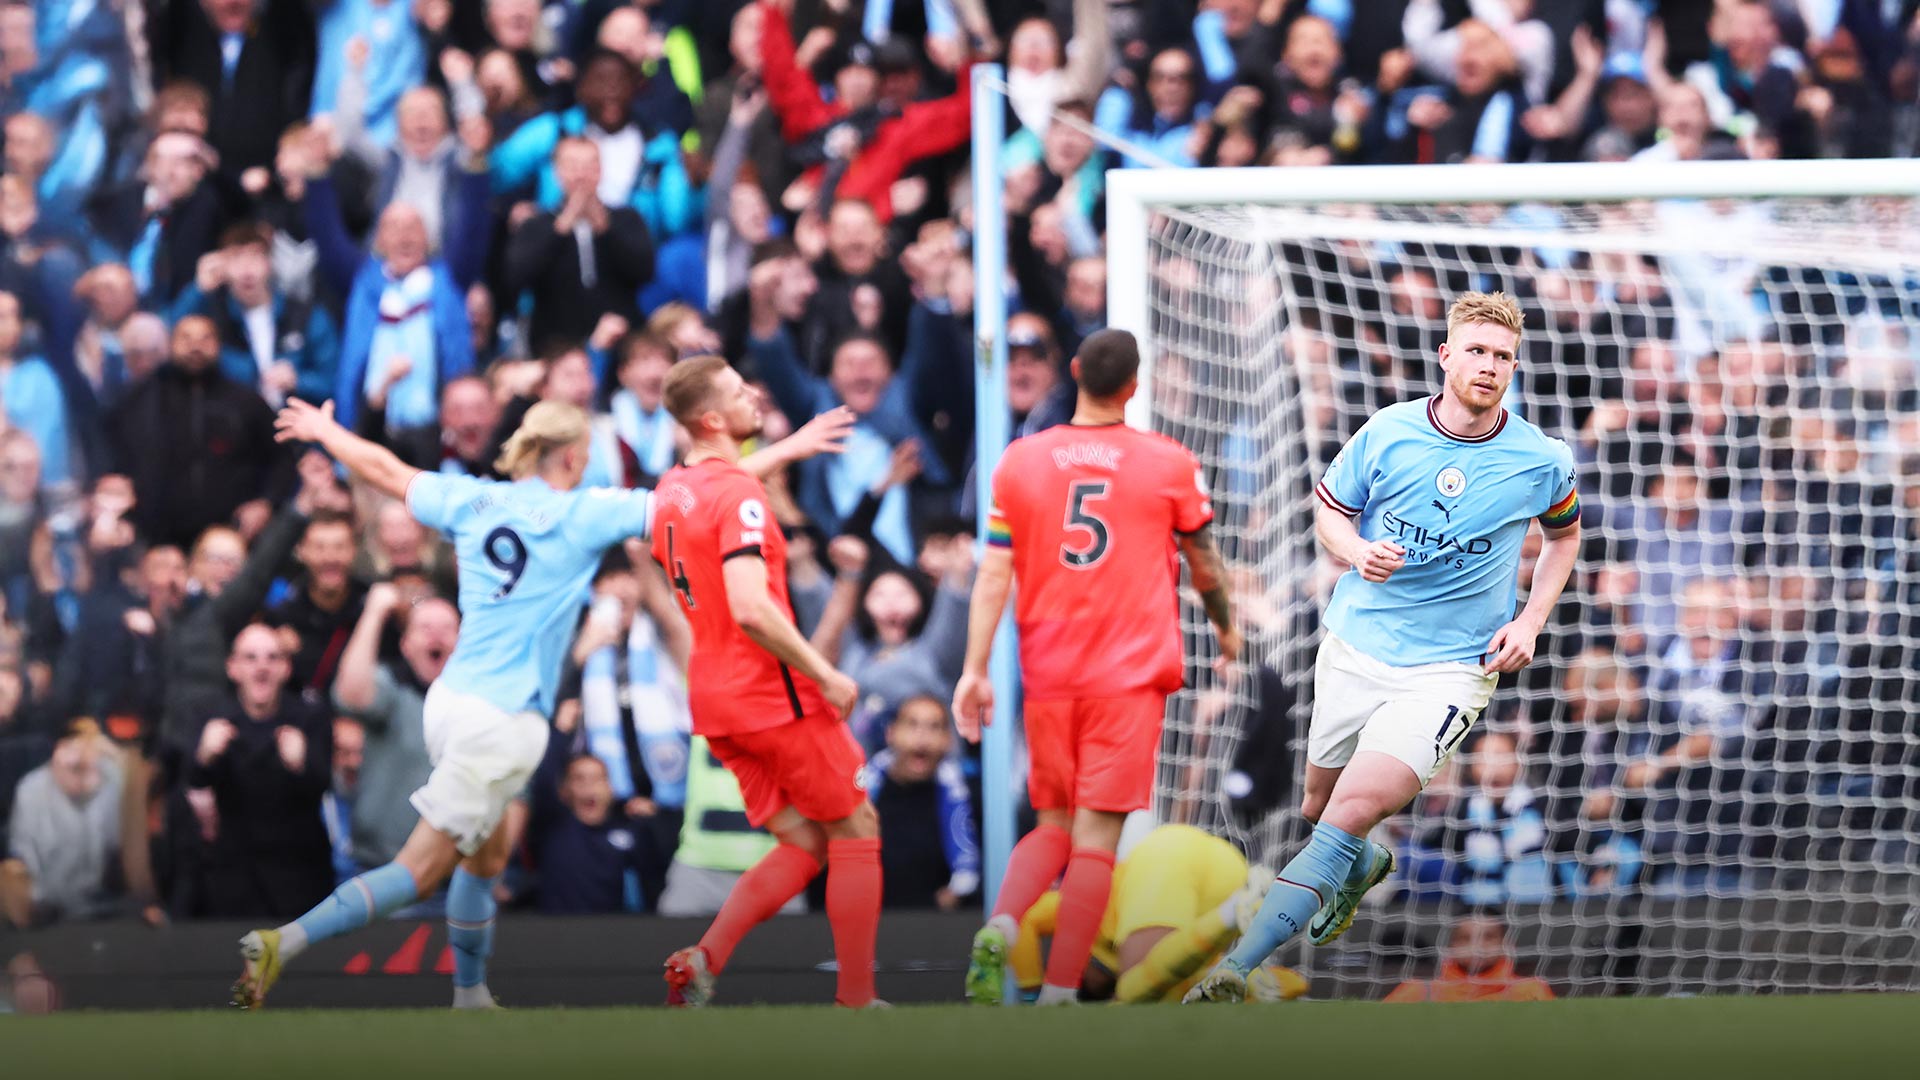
[1103, 158, 1920, 996]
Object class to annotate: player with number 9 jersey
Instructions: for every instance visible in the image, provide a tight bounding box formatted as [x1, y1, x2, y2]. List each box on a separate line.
[231, 399, 654, 1012]
[410, 471, 654, 717]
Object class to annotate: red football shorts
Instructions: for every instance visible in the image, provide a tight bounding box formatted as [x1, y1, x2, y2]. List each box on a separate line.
[705, 712, 868, 828]
[1023, 691, 1168, 813]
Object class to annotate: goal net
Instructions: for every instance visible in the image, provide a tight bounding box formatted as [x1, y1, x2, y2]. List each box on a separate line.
[1107, 162, 1920, 997]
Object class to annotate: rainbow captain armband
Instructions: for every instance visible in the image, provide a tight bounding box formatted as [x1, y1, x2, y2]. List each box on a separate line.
[987, 502, 1013, 549]
[1539, 488, 1581, 530]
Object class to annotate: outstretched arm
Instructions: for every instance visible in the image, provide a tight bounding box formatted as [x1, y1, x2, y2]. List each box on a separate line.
[740, 406, 855, 480]
[273, 398, 421, 502]
[1178, 524, 1241, 669]
[952, 544, 1012, 744]
[333, 583, 400, 718]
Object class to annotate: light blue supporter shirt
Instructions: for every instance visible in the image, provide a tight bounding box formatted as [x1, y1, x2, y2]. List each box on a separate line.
[407, 473, 655, 715]
[1316, 397, 1579, 668]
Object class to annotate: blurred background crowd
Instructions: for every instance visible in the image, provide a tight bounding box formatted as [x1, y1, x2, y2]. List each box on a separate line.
[3, 0, 1919, 932]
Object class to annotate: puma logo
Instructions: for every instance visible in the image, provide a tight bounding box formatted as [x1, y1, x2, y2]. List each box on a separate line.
[1432, 500, 1453, 523]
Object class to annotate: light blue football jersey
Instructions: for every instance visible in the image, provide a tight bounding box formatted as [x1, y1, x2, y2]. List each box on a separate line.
[407, 473, 655, 714]
[1315, 397, 1579, 668]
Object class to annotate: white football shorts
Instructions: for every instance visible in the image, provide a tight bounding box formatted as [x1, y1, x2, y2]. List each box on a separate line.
[1308, 632, 1497, 786]
[412, 683, 550, 856]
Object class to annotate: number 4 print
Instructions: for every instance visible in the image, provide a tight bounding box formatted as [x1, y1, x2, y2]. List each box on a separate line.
[666, 524, 696, 609]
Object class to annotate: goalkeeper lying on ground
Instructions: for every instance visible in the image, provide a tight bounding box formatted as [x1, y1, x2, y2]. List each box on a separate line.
[1009, 824, 1307, 1004]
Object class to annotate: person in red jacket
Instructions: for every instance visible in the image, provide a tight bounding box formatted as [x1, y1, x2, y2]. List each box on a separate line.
[757, 1, 972, 222]
[1384, 914, 1557, 1003]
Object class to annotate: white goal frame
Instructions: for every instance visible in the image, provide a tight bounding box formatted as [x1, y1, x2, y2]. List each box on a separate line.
[1105, 158, 1920, 431]
[1098, 158, 1920, 995]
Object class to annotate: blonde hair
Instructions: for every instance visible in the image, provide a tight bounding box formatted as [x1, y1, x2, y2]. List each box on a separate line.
[495, 401, 591, 479]
[1446, 291, 1525, 343]
[646, 302, 701, 340]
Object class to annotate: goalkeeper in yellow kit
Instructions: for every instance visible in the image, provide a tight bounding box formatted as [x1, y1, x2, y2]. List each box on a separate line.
[1009, 824, 1308, 1004]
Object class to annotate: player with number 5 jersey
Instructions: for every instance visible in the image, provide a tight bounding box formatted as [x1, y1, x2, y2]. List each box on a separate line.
[232, 394, 852, 1012]
[954, 329, 1241, 1007]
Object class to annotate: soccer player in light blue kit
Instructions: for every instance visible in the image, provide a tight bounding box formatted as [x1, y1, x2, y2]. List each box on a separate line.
[1188, 292, 1583, 1002]
[233, 395, 851, 1009]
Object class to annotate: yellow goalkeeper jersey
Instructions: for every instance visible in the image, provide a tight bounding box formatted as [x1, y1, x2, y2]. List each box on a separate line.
[1011, 824, 1304, 1001]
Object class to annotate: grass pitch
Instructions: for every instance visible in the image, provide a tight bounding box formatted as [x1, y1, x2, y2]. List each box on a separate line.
[6, 996, 1916, 1080]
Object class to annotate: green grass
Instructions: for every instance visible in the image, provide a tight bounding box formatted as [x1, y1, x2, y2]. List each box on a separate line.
[7, 997, 1917, 1080]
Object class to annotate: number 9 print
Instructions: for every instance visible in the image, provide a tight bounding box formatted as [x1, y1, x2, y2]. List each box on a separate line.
[484, 526, 529, 600]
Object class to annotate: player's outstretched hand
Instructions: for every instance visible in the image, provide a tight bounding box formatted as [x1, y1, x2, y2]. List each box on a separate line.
[789, 406, 856, 459]
[275, 398, 340, 446]
[952, 671, 993, 744]
[1484, 616, 1542, 674]
[1356, 540, 1407, 583]
[821, 669, 859, 720]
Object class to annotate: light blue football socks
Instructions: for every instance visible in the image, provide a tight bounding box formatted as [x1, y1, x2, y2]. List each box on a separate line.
[447, 867, 500, 1000]
[1341, 838, 1384, 891]
[279, 862, 420, 960]
[1222, 822, 1367, 973]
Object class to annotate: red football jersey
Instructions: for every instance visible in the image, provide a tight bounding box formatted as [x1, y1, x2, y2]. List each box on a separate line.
[651, 459, 829, 736]
[988, 423, 1213, 700]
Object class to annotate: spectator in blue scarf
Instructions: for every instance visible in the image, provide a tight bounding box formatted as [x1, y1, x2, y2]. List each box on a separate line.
[304, 120, 492, 436]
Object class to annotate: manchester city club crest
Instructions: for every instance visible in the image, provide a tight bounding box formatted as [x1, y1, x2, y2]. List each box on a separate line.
[1436, 467, 1467, 497]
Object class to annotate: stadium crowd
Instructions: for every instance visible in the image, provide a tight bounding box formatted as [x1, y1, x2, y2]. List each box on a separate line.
[1, 0, 1918, 936]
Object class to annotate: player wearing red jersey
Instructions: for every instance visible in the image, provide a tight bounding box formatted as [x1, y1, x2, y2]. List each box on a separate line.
[649, 355, 882, 1009]
[953, 329, 1241, 1005]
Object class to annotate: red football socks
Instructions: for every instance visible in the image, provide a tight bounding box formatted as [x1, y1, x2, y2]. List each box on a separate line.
[826, 837, 883, 1007]
[990, 823, 1071, 923]
[1042, 847, 1117, 991]
[699, 842, 822, 973]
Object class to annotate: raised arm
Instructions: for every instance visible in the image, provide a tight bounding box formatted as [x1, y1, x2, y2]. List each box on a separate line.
[273, 398, 421, 502]
[333, 39, 386, 174]
[1062, 0, 1113, 104]
[808, 534, 869, 665]
[722, 553, 858, 717]
[211, 498, 310, 638]
[303, 175, 366, 300]
[704, 91, 758, 230]
[443, 162, 494, 290]
[332, 583, 400, 718]
[740, 405, 855, 479]
[758, 0, 836, 142]
[951, 544, 1011, 744]
[745, 324, 830, 429]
